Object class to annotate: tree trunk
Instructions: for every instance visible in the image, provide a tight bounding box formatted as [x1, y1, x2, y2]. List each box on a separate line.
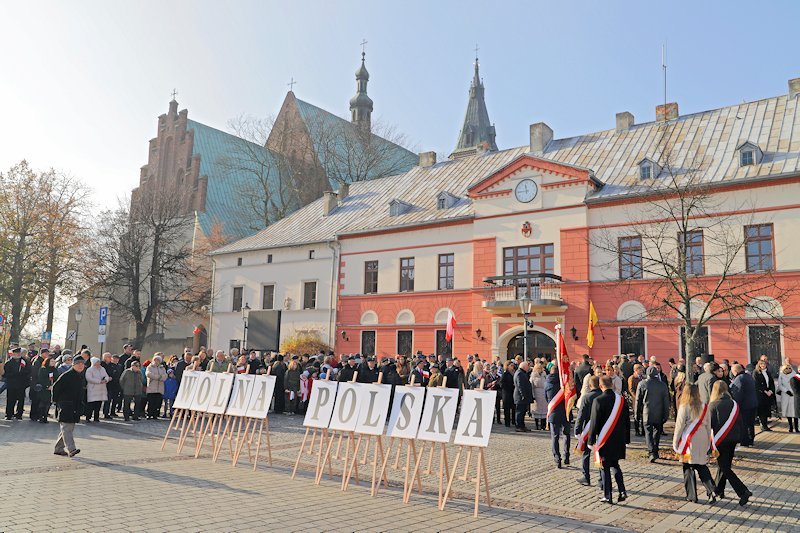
[133, 321, 147, 350]
[685, 333, 696, 384]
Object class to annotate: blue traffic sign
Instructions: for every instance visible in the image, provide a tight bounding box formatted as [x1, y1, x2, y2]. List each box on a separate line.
[99, 306, 108, 326]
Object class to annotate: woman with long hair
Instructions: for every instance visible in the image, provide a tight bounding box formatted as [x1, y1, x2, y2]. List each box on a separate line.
[753, 359, 776, 431]
[467, 361, 484, 389]
[709, 380, 751, 506]
[673, 383, 717, 504]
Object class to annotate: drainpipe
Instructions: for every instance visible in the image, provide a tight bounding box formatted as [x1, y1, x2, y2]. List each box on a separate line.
[327, 240, 341, 349]
[208, 256, 216, 348]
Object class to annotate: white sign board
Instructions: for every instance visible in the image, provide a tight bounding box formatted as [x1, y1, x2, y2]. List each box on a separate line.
[386, 386, 426, 439]
[226, 374, 256, 416]
[303, 380, 338, 429]
[207, 373, 235, 415]
[245, 375, 277, 419]
[454, 389, 497, 447]
[173, 370, 200, 409]
[354, 384, 392, 436]
[188, 372, 217, 412]
[416, 387, 459, 443]
[328, 382, 362, 432]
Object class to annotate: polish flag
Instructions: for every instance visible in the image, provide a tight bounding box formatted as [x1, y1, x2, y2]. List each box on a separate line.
[445, 311, 456, 342]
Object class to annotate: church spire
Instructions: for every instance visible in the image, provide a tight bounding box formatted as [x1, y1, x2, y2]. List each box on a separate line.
[350, 42, 373, 130]
[452, 50, 497, 158]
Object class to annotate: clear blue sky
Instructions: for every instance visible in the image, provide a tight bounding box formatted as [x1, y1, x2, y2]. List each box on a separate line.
[2, 0, 799, 209]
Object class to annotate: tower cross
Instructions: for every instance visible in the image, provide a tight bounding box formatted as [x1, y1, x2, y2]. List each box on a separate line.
[287, 77, 297, 91]
[360, 39, 368, 54]
[171, 88, 178, 100]
[474, 43, 479, 61]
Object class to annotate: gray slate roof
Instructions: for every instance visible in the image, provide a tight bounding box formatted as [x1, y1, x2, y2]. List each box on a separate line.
[213, 92, 800, 255]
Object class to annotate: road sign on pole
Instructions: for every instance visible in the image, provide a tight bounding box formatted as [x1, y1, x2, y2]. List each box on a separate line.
[99, 306, 108, 326]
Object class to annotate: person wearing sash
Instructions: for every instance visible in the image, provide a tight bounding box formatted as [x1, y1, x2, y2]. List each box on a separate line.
[673, 383, 716, 504]
[709, 381, 751, 506]
[575, 375, 601, 486]
[588, 376, 629, 504]
[545, 365, 570, 467]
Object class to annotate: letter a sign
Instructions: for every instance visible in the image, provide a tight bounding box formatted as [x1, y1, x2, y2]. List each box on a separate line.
[454, 389, 496, 447]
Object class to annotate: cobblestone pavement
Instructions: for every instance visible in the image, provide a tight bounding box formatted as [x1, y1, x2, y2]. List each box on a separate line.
[0, 400, 797, 532]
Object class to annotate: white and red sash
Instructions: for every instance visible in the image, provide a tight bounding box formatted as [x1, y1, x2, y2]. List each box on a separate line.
[547, 389, 564, 418]
[711, 400, 739, 453]
[591, 393, 624, 466]
[575, 423, 591, 452]
[674, 403, 708, 462]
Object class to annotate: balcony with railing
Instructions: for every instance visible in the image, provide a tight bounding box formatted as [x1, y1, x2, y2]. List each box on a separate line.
[482, 273, 565, 312]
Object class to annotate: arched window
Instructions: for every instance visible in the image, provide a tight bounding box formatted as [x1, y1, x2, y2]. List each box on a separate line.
[616, 300, 647, 321]
[396, 309, 415, 325]
[434, 308, 454, 324]
[360, 310, 378, 325]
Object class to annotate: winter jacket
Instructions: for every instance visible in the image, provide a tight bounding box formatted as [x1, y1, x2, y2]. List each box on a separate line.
[85, 365, 110, 402]
[284, 367, 302, 392]
[544, 372, 568, 424]
[673, 403, 712, 465]
[163, 376, 178, 401]
[588, 389, 630, 462]
[730, 372, 757, 410]
[52, 368, 85, 423]
[120, 368, 144, 397]
[709, 396, 742, 447]
[206, 358, 230, 373]
[146, 364, 167, 395]
[513, 368, 533, 405]
[530, 371, 547, 417]
[635, 367, 670, 425]
[777, 369, 797, 418]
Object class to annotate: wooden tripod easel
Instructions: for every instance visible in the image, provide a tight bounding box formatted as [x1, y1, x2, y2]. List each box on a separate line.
[441, 445, 491, 516]
[161, 363, 202, 452]
[406, 439, 450, 506]
[317, 372, 360, 487]
[292, 371, 333, 481]
[342, 372, 388, 493]
[194, 363, 235, 458]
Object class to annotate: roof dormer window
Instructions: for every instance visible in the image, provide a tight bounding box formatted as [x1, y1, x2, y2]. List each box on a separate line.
[736, 141, 762, 167]
[437, 197, 446, 209]
[389, 199, 413, 217]
[637, 158, 660, 180]
[435, 191, 460, 210]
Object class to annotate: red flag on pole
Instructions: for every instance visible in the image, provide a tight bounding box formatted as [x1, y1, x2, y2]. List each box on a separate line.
[554, 324, 575, 414]
[445, 310, 456, 342]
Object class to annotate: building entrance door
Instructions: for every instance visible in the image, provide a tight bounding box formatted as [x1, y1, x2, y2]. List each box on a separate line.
[506, 331, 555, 361]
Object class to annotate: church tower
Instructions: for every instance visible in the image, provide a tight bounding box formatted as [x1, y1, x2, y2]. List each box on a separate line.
[452, 54, 497, 158]
[349, 51, 373, 130]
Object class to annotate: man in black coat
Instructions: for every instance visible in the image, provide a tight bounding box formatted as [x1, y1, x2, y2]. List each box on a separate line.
[102, 353, 123, 418]
[730, 364, 757, 445]
[709, 385, 751, 505]
[116, 344, 133, 369]
[619, 355, 634, 385]
[173, 352, 193, 384]
[410, 359, 429, 387]
[574, 355, 592, 398]
[512, 361, 533, 432]
[575, 375, 601, 486]
[443, 358, 460, 389]
[545, 366, 570, 467]
[28, 348, 48, 420]
[338, 356, 358, 382]
[358, 357, 380, 384]
[753, 359, 775, 431]
[52, 356, 86, 457]
[270, 355, 287, 413]
[4, 347, 30, 420]
[636, 366, 670, 462]
[589, 376, 630, 504]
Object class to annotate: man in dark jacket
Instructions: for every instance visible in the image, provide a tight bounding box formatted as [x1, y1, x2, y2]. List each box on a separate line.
[443, 359, 460, 389]
[589, 376, 630, 504]
[52, 356, 86, 457]
[513, 361, 533, 432]
[575, 375, 601, 485]
[730, 364, 757, 446]
[410, 359, 429, 387]
[636, 366, 670, 462]
[102, 353, 123, 418]
[174, 352, 193, 384]
[619, 355, 634, 385]
[117, 344, 133, 369]
[28, 348, 48, 420]
[574, 355, 592, 397]
[545, 366, 570, 468]
[338, 356, 358, 382]
[270, 355, 287, 413]
[709, 383, 751, 505]
[358, 357, 380, 383]
[4, 347, 30, 420]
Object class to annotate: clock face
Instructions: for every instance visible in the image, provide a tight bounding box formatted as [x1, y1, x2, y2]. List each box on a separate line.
[514, 179, 538, 203]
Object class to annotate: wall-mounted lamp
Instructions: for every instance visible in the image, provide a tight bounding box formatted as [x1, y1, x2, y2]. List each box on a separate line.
[570, 326, 578, 341]
[341, 330, 349, 342]
[475, 328, 484, 341]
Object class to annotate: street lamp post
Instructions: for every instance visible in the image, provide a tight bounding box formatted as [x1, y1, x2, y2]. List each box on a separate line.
[74, 309, 83, 352]
[241, 303, 251, 351]
[518, 296, 533, 361]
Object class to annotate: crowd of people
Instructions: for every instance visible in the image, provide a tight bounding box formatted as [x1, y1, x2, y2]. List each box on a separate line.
[3, 341, 798, 507]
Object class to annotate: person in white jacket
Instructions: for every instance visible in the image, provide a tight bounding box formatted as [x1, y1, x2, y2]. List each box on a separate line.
[777, 361, 798, 432]
[85, 357, 110, 423]
[145, 355, 167, 420]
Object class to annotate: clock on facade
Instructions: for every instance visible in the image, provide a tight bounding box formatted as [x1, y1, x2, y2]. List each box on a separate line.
[514, 178, 538, 203]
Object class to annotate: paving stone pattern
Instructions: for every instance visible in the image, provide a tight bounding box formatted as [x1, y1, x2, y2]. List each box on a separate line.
[0, 400, 797, 532]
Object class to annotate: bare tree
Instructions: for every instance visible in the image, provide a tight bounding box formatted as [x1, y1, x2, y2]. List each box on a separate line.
[591, 146, 797, 382]
[88, 186, 206, 348]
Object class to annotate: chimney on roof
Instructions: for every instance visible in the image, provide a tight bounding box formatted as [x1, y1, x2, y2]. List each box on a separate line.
[789, 77, 800, 99]
[338, 182, 349, 202]
[529, 122, 553, 153]
[656, 102, 679, 122]
[616, 112, 635, 132]
[322, 191, 338, 216]
[418, 151, 437, 167]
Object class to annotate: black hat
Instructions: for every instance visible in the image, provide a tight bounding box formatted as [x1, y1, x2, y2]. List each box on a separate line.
[366, 357, 376, 362]
[291, 355, 299, 360]
[11, 347, 21, 353]
[348, 356, 356, 361]
[41, 348, 50, 354]
[72, 356, 85, 364]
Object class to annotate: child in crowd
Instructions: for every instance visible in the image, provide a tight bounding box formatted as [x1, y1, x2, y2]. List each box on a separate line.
[163, 368, 178, 418]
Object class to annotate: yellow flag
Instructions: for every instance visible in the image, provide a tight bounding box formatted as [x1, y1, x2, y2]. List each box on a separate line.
[587, 301, 598, 348]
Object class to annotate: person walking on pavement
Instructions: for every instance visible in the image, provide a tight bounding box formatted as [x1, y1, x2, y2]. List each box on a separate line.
[673, 383, 717, 504]
[709, 381, 752, 506]
[575, 375, 601, 486]
[513, 361, 533, 432]
[636, 366, 670, 462]
[588, 376, 630, 505]
[52, 356, 86, 457]
[545, 365, 570, 467]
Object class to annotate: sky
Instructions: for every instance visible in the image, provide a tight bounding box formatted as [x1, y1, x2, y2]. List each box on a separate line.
[1, 0, 799, 341]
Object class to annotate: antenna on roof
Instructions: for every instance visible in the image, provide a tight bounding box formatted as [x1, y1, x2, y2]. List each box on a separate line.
[661, 42, 667, 122]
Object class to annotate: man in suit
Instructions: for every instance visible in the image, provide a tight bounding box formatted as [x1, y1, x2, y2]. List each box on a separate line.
[697, 362, 720, 403]
[636, 366, 670, 462]
[513, 361, 533, 432]
[575, 375, 601, 485]
[730, 364, 757, 446]
[589, 376, 630, 505]
[545, 365, 570, 467]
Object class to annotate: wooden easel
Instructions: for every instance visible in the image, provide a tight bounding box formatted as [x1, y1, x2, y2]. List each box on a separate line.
[440, 445, 491, 516]
[292, 371, 333, 481]
[441, 378, 492, 517]
[231, 366, 274, 469]
[374, 375, 424, 499]
[194, 363, 234, 458]
[343, 372, 389, 493]
[317, 372, 360, 488]
[161, 362, 201, 452]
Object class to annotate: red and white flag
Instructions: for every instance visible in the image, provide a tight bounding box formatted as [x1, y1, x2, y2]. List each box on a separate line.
[445, 310, 456, 342]
[552, 324, 575, 416]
